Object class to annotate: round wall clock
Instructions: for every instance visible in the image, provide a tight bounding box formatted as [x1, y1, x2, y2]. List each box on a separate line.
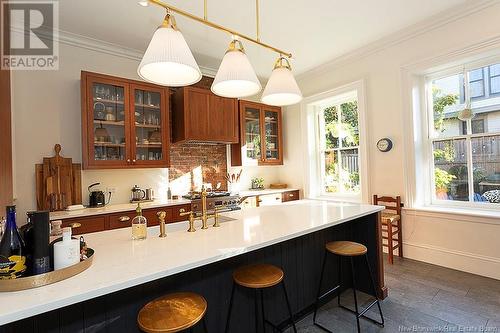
[377, 138, 393, 152]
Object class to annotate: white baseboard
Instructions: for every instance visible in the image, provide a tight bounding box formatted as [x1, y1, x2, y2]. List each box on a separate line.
[402, 241, 500, 280]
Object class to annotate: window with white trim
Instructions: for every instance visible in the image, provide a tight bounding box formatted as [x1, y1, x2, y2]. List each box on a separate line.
[317, 94, 361, 197]
[427, 62, 500, 207]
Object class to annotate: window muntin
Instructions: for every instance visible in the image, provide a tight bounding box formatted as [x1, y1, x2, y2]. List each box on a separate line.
[319, 99, 360, 196]
[429, 64, 500, 207]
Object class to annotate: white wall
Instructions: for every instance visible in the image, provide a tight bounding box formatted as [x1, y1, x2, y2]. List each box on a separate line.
[280, 3, 500, 279]
[11, 43, 279, 219]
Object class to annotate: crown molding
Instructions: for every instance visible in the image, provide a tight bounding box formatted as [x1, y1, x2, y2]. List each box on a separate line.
[56, 29, 218, 76]
[296, 0, 498, 82]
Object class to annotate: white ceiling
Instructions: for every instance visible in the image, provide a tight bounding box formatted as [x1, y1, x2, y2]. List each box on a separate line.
[59, 0, 467, 78]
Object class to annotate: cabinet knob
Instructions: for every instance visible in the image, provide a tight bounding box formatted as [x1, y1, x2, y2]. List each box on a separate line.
[132, 159, 136, 163]
[179, 208, 186, 213]
[289, 194, 294, 197]
[127, 159, 131, 163]
[118, 216, 130, 222]
[70, 222, 81, 229]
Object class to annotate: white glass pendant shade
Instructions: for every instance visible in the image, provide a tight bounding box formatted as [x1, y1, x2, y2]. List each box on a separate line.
[138, 15, 201, 87]
[261, 57, 302, 106]
[211, 40, 261, 98]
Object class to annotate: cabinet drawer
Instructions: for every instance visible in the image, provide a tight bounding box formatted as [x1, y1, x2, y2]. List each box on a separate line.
[257, 194, 282, 206]
[171, 204, 192, 222]
[282, 190, 300, 202]
[61, 216, 106, 235]
[143, 208, 173, 226]
[108, 211, 136, 230]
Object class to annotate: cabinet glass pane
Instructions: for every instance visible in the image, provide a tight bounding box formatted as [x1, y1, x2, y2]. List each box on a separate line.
[92, 82, 126, 161]
[134, 89, 163, 161]
[264, 110, 279, 160]
[244, 107, 261, 160]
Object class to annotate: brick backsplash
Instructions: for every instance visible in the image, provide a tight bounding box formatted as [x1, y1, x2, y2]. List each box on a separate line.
[169, 143, 228, 194]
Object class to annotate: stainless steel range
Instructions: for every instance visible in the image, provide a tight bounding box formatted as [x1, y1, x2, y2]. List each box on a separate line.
[182, 191, 241, 213]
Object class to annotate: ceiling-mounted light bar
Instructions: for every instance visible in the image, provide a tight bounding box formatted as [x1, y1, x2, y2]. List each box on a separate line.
[139, 0, 302, 105]
[147, 0, 292, 58]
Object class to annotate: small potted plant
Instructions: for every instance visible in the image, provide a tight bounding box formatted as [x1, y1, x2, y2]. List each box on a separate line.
[434, 168, 456, 199]
[251, 177, 265, 190]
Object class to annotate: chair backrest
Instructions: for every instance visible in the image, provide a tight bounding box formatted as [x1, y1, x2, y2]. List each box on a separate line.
[373, 195, 402, 215]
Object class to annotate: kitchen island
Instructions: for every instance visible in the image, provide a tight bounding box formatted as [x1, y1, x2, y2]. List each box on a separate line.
[0, 200, 385, 332]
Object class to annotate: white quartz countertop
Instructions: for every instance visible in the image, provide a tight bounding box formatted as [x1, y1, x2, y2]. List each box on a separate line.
[239, 188, 299, 197]
[0, 200, 383, 325]
[49, 199, 192, 220]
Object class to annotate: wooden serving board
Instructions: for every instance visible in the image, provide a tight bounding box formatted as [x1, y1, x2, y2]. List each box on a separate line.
[35, 144, 82, 211]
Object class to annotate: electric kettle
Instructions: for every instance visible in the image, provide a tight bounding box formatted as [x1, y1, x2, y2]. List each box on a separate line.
[88, 183, 111, 207]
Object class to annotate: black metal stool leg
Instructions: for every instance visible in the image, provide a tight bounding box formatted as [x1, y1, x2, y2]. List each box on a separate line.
[281, 281, 297, 333]
[202, 316, 209, 333]
[255, 289, 260, 333]
[350, 257, 361, 333]
[364, 254, 385, 326]
[224, 282, 236, 333]
[337, 255, 342, 306]
[313, 250, 328, 324]
[260, 289, 266, 333]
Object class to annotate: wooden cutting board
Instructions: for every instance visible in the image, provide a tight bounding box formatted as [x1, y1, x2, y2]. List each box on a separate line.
[35, 144, 82, 211]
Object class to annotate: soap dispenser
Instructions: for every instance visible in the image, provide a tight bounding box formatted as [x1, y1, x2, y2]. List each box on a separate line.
[53, 227, 80, 270]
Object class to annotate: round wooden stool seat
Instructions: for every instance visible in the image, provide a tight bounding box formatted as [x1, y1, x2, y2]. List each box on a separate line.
[137, 292, 207, 333]
[326, 241, 367, 257]
[233, 263, 284, 289]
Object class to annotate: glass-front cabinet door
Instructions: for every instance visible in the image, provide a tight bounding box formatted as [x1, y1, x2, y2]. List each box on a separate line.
[85, 76, 130, 168]
[234, 101, 283, 166]
[262, 107, 282, 164]
[242, 105, 262, 164]
[130, 84, 168, 167]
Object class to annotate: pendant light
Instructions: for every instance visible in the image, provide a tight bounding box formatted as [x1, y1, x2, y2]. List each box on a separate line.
[138, 12, 202, 87]
[211, 38, 261, 98]
[261, 56, 302, 106]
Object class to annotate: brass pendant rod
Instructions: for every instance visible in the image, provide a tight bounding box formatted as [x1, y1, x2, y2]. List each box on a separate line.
[147, 0, 292, 58]
[203, 0, 207, 20]
[256, 0, 260, 42]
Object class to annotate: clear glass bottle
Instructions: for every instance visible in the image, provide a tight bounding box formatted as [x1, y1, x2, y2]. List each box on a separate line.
[131, 203, 147, 240]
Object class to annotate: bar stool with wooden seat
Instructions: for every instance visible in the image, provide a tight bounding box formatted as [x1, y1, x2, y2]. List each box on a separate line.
[373, 195, 403, 264]
[225, 263, 297, 333]
[137, 292, 208, 333]
[313, 241, 384, 333]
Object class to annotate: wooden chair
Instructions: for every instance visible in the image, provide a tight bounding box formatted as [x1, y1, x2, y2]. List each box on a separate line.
[373, 195, 402, 265]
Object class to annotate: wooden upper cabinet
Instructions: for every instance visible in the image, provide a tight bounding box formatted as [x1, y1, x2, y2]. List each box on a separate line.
[81, 71, 170, 169]
[231, 100, 283, 166]
[172, 86, 238, 143]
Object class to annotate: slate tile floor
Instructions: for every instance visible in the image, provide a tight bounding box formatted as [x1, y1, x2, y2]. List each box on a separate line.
[289, 256, 500, 332]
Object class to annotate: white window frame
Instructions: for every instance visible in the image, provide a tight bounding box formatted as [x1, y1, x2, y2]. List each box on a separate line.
[424, 60, 500, 210]
[300, 80, 370, 203]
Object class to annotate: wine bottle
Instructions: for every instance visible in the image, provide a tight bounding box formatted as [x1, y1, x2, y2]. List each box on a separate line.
[0, 206, 27, 279]
[24, 211, 50, 275]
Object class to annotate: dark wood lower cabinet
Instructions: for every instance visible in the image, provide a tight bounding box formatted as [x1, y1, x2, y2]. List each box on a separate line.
[57, 203, 192, 234]
[2, 213, 385, 333]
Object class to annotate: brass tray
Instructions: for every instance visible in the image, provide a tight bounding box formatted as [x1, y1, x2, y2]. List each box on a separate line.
[0, 248, 94, 292]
